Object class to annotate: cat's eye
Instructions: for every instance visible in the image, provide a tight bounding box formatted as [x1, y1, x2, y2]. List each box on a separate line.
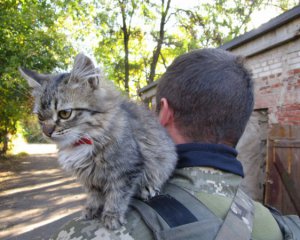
[58, 109, 72, 119]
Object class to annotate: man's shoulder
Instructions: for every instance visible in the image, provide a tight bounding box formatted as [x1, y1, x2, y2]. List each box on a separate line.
[252, 201, 283, 240]
[51, 169, 283, 240]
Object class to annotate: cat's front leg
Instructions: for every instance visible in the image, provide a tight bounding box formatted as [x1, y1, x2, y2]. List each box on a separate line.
[82, 189, 104, 220]
[101, 189, 132, 230]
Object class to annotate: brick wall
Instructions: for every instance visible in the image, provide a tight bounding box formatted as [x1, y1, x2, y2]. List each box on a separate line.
[243, 40, 300, 125]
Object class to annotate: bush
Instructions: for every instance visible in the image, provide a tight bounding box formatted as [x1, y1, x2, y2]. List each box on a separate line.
[20, 117, 47, 143]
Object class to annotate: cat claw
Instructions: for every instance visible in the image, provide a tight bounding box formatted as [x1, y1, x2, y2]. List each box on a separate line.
[101, 211, 126, 230]
[140, 186, 160, 200]
[82, 206, 102, 220]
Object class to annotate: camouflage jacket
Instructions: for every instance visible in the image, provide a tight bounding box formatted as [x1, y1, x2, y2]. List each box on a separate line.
[51, 167, 283, 240]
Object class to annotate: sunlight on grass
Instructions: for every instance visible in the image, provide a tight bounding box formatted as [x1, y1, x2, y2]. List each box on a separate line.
[11, 134, 57, 155]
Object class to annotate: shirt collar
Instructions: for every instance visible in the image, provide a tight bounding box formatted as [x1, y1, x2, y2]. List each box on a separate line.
[176, 143, 244, 177]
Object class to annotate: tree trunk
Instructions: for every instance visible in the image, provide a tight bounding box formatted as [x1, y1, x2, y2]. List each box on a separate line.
[148, 0, 171, 84]
[120, 0, 130, 94]
[124, 35, 130, 93]
[0, 131, 9, 156]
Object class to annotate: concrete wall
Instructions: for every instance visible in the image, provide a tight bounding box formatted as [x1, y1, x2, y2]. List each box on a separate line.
[236, 111, 268, 201]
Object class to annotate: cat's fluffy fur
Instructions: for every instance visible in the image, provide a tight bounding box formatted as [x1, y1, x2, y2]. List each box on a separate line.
[20, 54, 177, 230]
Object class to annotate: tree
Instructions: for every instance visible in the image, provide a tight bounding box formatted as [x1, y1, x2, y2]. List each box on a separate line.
[0, 0, 74, 155]
[268, 0, 299, 11]
[93, 0, 274, 95]
[173, 0, 264, 49]
[93, 0, 175, 94]
[118, 0, 140, 93]
[148, 0, 172, 84]
[93, 0, 144, 95]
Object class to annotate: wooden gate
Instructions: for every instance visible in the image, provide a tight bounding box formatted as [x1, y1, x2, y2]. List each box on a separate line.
[265, 125, 300, 215]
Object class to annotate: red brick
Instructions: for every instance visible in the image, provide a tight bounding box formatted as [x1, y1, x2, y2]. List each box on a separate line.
[285, 117, 300, 122]
[292, 68, 300, 74]
[271, 83, 283, 88]
[282, 104, 300, 111]
[282, 113, 300, 118]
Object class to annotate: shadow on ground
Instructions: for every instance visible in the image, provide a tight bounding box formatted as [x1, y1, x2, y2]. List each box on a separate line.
[0, 152, 85, 240]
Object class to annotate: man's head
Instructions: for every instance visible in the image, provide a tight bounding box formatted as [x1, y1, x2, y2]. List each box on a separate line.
[156, 48, 254, 146]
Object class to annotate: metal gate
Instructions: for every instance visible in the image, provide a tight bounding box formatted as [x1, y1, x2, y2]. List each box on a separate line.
[265, 125, 300, 215]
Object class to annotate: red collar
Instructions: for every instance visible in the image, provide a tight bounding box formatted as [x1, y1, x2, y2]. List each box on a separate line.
[73, 137, 93, 147]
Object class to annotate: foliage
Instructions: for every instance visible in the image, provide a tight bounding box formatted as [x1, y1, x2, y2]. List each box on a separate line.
[174, 0, 265, 48]
[268, 0, 299, 11]
[0, 0, 74, 155]
[20, 116, 47, 143]
[0, 73, 30, 154]
[93, 0, 142, 95]
[94, 0, 178, 95]
[93, 0, 298, 97]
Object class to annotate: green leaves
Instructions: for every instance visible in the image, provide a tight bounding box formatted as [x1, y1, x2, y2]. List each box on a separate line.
[0, 0, 74, 154]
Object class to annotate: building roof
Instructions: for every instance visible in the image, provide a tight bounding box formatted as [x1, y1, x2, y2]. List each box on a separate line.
[220, 5, 300, 50]
[137, 80, 158, 96]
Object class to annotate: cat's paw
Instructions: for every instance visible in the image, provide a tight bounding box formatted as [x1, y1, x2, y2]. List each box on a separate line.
[101, 211, 126, 230]
[82, 206, 101, 220]
[140, 185, 160, 200]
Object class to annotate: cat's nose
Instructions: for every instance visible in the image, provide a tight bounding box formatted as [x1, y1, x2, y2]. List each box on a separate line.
[42, 124, 55, 137]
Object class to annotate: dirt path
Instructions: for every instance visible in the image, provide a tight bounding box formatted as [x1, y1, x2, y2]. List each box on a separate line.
[0, 151, 85, 240]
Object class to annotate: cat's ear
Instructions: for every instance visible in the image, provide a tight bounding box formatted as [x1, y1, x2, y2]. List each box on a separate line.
[19, 68, 49, 113]
[71, 53, 99, 89]
[73, 53, 95, 72]
[19, 68, 48, 91]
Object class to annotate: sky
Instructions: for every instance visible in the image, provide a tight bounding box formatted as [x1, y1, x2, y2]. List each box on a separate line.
[248, 5, 286, 29]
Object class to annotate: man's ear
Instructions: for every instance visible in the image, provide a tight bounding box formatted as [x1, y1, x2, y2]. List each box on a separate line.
[158, 98, 174, 127]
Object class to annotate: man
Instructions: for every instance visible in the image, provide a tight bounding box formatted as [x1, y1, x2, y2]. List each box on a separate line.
[51, 48, 283, 240]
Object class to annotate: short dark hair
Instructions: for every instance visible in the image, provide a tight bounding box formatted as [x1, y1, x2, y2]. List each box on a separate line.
[156, 48, 254, 146]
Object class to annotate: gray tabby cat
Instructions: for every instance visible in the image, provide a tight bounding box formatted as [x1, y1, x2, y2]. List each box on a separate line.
[19, 54, 177, 230]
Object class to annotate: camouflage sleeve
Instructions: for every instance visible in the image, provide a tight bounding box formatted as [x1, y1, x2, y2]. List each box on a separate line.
[50, 218, 134, 240]
[50, 209, 154, 240]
